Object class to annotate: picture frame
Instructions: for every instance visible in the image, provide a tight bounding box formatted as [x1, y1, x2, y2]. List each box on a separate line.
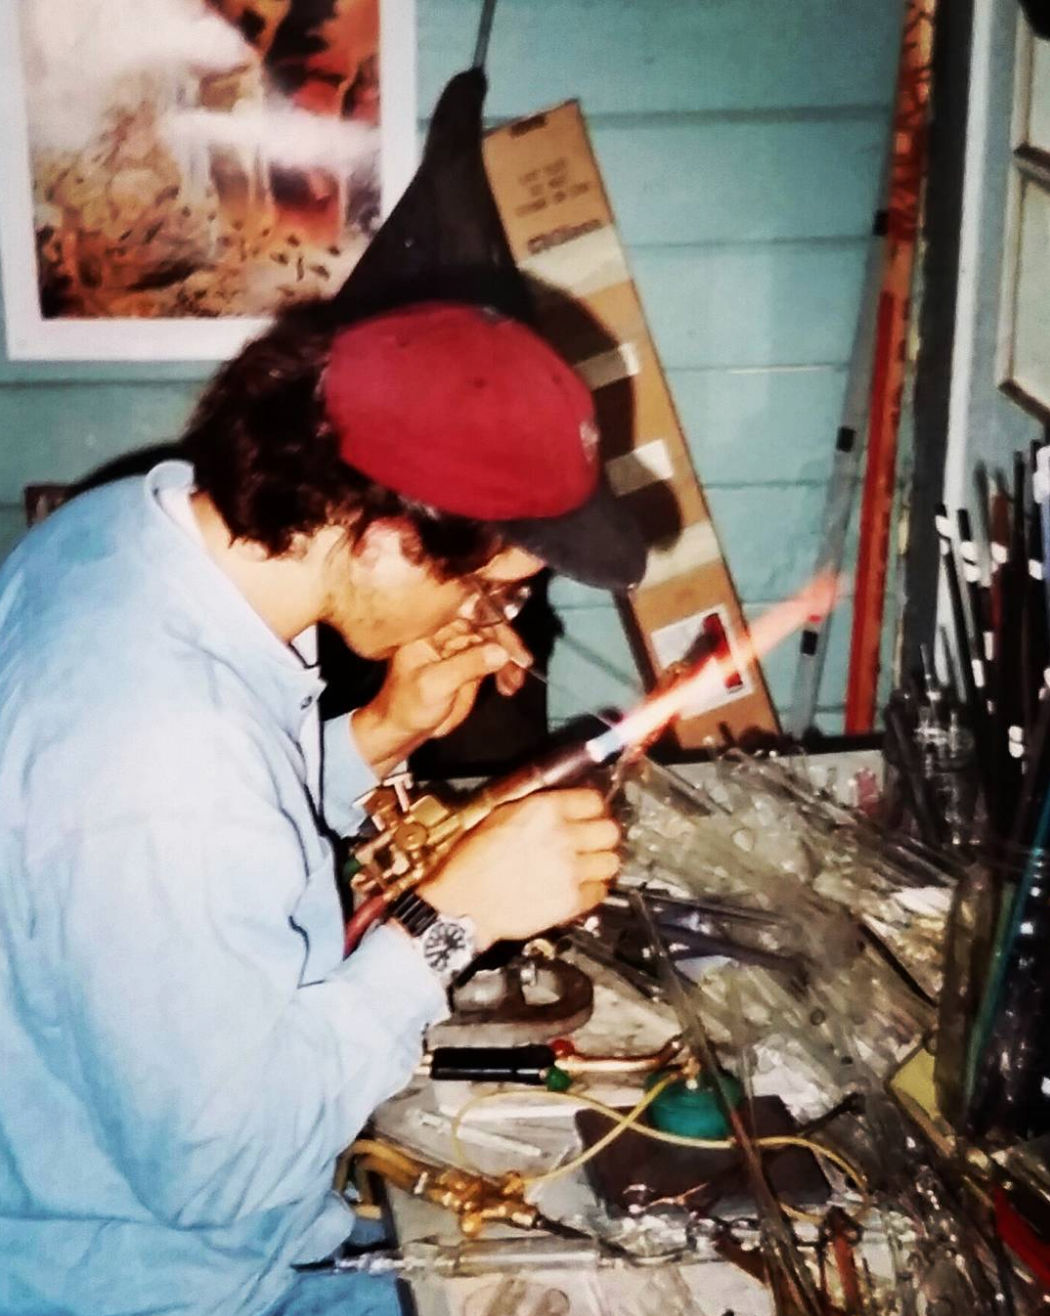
[0, 0, 417, 362]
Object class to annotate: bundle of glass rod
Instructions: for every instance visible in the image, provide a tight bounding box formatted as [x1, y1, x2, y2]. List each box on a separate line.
[619, 752, 956, 997]
[630, 888, 825, 1316]
[822, 1092, 1024, 1315]
[882, 674, 979, 853]
[613, 753, 941, 1117]
[602, 758, 1021, 1314]
[929, 448, 1050, 1142]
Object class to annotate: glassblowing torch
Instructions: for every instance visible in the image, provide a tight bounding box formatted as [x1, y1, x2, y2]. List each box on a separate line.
[342, 727, 632, 953]
[342, 574, 839, 955]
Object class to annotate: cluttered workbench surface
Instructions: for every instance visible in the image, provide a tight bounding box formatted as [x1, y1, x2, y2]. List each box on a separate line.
[319, 746, 1050, 1316]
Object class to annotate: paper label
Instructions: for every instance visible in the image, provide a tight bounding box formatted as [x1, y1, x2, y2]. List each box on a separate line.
[605, 439, 674, 497]
[650, 604, 753, 715]
[640, 521, 722, 589]
[575, 341, 640, 390]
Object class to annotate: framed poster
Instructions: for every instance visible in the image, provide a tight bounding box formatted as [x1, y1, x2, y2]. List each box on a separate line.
[0, 0, 416, 361]
[998, 18, 1050, 424]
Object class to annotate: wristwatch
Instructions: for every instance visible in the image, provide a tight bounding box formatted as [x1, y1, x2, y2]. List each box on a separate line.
[389, 890, 478, 987]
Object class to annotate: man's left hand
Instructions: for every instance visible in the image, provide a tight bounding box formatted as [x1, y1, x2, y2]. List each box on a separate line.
[351, 620, 532, 777]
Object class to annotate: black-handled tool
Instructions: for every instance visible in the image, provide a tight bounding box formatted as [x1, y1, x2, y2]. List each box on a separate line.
[428, 1044, 557, 1086]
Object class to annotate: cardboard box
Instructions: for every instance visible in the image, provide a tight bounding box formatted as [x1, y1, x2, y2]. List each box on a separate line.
[484, 102, 779, 749]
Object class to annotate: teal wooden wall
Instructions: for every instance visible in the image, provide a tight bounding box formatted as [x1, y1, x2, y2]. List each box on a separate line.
[0, 0, 903, 734]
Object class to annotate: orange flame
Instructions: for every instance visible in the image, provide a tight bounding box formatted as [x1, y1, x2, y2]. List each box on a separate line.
[612, 571, 844, 749]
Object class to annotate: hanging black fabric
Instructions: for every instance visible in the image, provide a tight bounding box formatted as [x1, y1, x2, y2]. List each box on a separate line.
[330, 67, 533, 325]
[1021, 0, 1050, 40]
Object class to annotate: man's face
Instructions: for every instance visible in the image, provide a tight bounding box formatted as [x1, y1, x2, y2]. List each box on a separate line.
[319, 520, 543, 660]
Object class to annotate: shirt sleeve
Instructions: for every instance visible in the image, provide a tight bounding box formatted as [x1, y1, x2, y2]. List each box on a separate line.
[45, 718, 447, 1231]
[321, 712, 378, 836]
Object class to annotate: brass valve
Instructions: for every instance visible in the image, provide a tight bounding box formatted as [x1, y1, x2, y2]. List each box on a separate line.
[348, 737, 605, 906]
[351, 1138, 542, 1238]
[349, 785, 491, 902]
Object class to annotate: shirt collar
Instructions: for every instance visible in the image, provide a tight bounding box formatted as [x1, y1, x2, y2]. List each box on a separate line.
[139, 461, 327, 730]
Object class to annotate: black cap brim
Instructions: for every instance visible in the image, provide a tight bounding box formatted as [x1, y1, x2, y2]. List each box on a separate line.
[498, 481, 647, 591]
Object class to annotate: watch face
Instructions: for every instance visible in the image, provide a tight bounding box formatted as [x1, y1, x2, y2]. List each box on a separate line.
[421, 919, 474, 975]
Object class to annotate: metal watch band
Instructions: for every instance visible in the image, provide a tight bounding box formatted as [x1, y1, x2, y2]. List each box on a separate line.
[388, 890, 439, 938]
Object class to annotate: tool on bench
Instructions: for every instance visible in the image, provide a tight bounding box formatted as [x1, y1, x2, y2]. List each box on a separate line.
[421, 1036, 683, 1090]
[629, 889, 825, 1316]
[294, 1233, 629, 1277]
[431, 956, 595, 1047]
[332, 1136, 595, 1243]
[593, 889, 809, 988]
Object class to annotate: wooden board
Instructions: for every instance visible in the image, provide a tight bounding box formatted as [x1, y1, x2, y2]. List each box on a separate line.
[484, 102, 779, 749]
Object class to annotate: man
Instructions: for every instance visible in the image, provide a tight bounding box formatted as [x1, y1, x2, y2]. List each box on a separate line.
[0, 301, 645, 1316]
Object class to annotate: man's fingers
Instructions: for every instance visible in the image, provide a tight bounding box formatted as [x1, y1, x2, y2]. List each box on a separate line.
[431, 618, 475, 647]
[437, 632, 483, 658]
[576, 879, 614, 916]
[495, 664, 527, 697]
[488, 619, 533, 670]
[568, 818, 621, 854]
[420, 643, 508, 701]
[576, 850, 620, 884]
[551, 787, 610, 822]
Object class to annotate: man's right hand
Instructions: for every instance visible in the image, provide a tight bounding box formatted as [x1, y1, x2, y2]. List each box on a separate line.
[421, 788, 621, 952]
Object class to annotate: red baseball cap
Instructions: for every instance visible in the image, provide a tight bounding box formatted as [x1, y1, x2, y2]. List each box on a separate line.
[322, 302, 646, 589]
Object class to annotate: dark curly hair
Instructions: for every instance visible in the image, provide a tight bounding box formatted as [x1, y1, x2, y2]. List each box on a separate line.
[182, 301, 504, 578]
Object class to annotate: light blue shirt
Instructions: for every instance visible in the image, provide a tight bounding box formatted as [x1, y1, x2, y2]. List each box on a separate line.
[0, 462, 447, 1316]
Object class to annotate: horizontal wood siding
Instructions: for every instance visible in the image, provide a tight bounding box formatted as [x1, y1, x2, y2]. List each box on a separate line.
[0, 0, 903, 735]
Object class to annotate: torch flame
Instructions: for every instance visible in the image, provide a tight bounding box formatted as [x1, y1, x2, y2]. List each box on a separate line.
[611, 571, 843, 750]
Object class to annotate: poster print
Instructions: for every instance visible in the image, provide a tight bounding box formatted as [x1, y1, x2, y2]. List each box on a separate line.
[0, 0, 416, 360]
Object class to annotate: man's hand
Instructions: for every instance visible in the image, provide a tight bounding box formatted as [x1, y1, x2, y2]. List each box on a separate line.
[420, 788, 621, 952]
[352, 620, 532, 778]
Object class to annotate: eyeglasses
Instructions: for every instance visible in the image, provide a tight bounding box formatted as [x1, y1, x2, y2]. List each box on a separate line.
[462, 578, 532, 631]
